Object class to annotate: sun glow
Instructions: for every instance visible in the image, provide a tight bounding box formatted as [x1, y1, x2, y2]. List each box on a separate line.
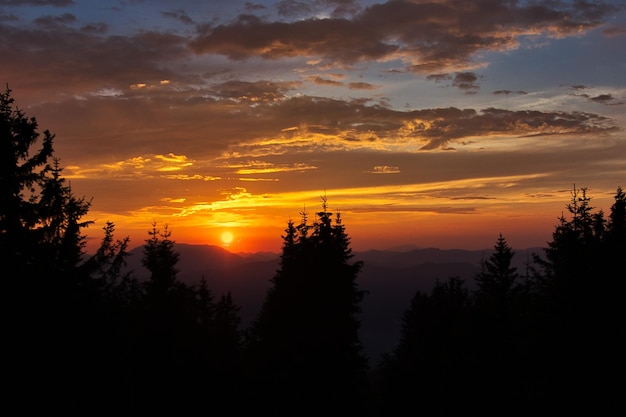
[221, 231, 234, 246]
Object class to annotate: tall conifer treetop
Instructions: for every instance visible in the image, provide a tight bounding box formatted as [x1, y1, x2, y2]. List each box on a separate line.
[246, 197, 369, 415]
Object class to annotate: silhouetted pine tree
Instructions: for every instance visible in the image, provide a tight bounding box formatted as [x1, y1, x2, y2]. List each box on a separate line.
[188, 278, 245, 413]
[1, 86, 110, 412]
[76, 221, 143, 411]
[475, 234, 519, 302]
[471, 234, 535, 413]
[133, 223, 192, 413]
[533, 186, 604, 295]
[246, 197, 369, 416]
[132, 223, 245, 414]
[82, 220, 140, 303]
[0, 85, 54, 273]
[604, 186, 626, 279]
[374, 276, 472, 415]
[527, 185, 619, 413]
[142, 222, 180, 299]
[594, 186, 625, 411]
[212, 291, 244, 399]
[2, 86, 251, 413]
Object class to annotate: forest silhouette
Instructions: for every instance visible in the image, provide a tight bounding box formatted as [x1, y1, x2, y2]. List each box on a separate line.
[3, 85, 624, 415]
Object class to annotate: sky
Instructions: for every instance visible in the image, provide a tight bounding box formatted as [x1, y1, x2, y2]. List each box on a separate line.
[1, 0, 625, 254]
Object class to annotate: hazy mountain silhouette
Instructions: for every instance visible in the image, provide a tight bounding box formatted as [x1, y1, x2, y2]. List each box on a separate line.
[354, 246, 542, 360]
[123, 243, 543, 361]
[123, 244, 279, 326]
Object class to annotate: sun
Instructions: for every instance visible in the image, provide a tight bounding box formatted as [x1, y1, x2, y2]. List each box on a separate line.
[221, 231, 234, 246]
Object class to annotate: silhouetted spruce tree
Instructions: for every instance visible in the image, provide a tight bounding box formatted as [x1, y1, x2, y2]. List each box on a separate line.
[607, 186, 626, 236]
[82, 220, 140, 303]
[193, 279, 243, 374]
[527, 185, 618, 413]
[133, 223, 245, 413]
[75, 221, 144, 410]
[374, 276, 472, 415]
[212, 292, 244, 391]
[475, 234, 519, 303]
[246, 197, 369, 416]
[533, 185, 604, 295]
[471, 234, 535, 413]
[1, 86, 92, 281]
[142, 222, 180, 298]
[0, 85, 54, 273]
[213, 291, 243, 358]
[594, 186, 625, 411]
[604, 186, 626, 279]
[37, 158, 95, 280]
[134, 222, 192, 412]
[1, 86, 111, 412]
[187, 278, 245, 413]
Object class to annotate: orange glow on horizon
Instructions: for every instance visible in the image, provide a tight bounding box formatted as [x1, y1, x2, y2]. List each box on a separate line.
[78, 174, 619, 256]
[80, 186, 618, 256]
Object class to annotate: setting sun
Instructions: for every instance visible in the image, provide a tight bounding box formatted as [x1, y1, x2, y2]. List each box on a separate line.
[221, 231, 234, 246]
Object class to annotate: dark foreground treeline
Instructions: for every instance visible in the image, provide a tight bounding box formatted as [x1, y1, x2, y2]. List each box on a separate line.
[3, 86, 624, 415]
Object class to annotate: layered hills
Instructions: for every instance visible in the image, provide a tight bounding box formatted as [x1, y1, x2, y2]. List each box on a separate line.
[123, 243, 543, 361]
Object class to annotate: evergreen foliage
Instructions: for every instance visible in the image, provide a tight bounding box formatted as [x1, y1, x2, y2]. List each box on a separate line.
[375, 184, 625, 415]
[2, 85, 101, 411]
[2, 87, 244, 414]
[0, 85, 54, 271]
[246, 197, 369, 416]
[475, 233, 519, 302]
[374, 276, 472, 415]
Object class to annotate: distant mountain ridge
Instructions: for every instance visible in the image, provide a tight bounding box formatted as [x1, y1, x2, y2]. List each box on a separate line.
[123, 243, 545, 361]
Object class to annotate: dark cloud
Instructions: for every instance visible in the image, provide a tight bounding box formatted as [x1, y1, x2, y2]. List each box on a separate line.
[225, 97, 616, 151]
[162, 10, 194, 26]
[276, 0, 313, 17]
[427, 73, 452, 83]
[191, 13, 397, 62]
[348, 82, 376, 90]
[591, 94, 615, 103]
[274, 0, 360, 19]
[324, 0, 362, 18]
[406, 107, 613, 150]
[244, 2, 266, 12]
[493, 90, 527, 95]
[34, 91, 616, 163]
[603, 25, 626, 37]
[0, 25, 189, 96]
[33, 12, 76, 27]
[211, 80, 299, 102]
[79, 22, 107, 33]
[590, 94, 624, 105]
[190, 0, 617, 72]
[427, 72, 481, 90]
[453, 72, 480, 90]
[309, 76, 343, 87]
[572, 92, 624, 106]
